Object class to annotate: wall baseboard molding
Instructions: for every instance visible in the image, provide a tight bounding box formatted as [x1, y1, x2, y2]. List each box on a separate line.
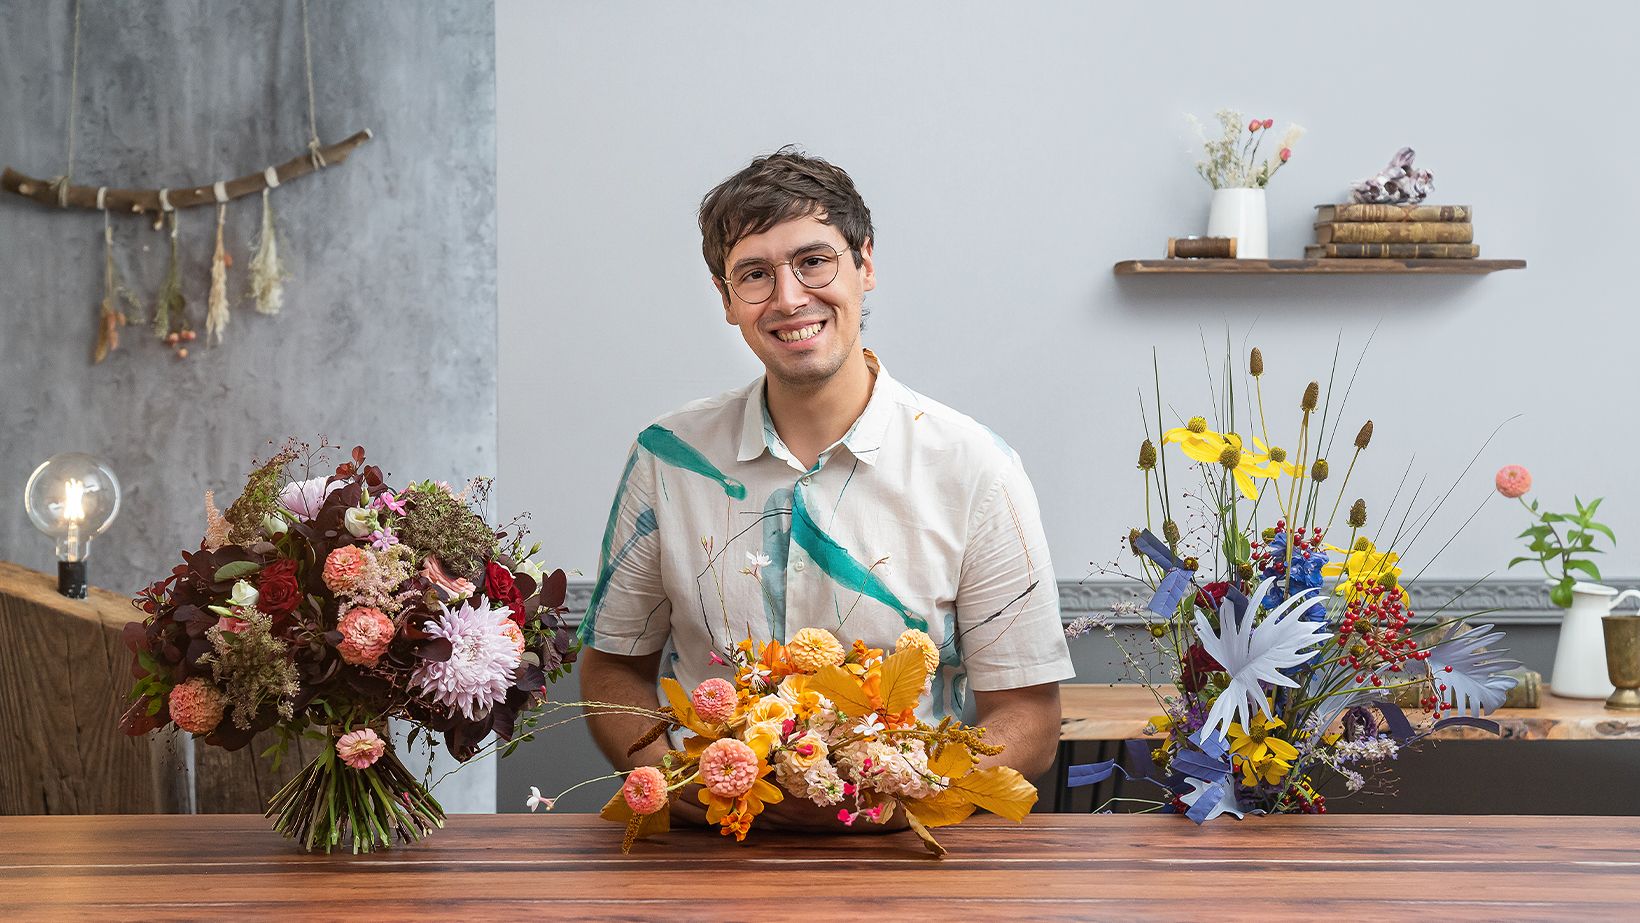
[558, 577, 1614, 627]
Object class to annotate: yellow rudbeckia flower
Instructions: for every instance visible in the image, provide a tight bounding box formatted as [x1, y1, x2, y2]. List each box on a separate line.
[1162, 424, 1281, 500]
[1226, 713, 1300, 764]
[1321, 537, 1408, 603]
[1238, 752, 1294, 786]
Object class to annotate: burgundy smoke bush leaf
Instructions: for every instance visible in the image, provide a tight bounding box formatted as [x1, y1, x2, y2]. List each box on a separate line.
[542, 569, 567, 608]
[416, 637, 453, 662]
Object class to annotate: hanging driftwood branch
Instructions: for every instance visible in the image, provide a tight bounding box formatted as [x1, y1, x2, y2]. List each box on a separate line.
[0, 129, 373, 213]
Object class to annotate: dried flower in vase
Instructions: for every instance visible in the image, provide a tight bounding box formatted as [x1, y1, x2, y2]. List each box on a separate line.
[1188, 109, 1305, 189]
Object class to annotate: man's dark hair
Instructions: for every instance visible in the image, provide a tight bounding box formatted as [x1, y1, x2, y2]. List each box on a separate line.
[698, 147, 874, 323]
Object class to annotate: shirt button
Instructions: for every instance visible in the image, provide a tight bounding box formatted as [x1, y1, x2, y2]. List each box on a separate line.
[801, 475, 813, 486]
[793, 559, 806, 573]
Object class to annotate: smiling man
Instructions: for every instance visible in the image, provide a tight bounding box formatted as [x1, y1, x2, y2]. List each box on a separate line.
[578, 149, 1073, 827]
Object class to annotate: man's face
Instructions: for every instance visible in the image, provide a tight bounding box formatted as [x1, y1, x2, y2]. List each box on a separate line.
[719, 215, 875, 392]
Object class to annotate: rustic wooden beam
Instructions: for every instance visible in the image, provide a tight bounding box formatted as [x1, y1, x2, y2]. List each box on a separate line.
[0, 128, 374, 214]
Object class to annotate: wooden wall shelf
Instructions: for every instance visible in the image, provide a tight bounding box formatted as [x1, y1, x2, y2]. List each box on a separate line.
[1114, 258, 1526, 275]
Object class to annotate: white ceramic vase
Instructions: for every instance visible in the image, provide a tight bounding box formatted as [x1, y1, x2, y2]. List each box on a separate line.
[1550, 581, 1640, 699]
[1206, 187, 1268, 259]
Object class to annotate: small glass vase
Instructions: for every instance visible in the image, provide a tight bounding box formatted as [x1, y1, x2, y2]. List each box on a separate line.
[1206, 188, 1268, 259]
[264, 735, 446, 854]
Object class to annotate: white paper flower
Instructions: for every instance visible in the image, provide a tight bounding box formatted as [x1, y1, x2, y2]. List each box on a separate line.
[1426, 623, 1520, 716]
[1193, 576, 1332, 742]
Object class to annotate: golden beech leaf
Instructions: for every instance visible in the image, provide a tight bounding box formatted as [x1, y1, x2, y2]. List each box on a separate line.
[876, 647, 928, 713]
[927, 743, 975, 779]
[804, 664, 877, 717]
[659, 677, 718, 740]
[904, 789, 978, 828]
[949, 766, 1039, 822]
[904, 809, 947, 858]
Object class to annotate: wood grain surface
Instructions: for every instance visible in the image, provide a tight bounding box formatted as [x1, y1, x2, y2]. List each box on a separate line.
[0, 813, 1635, 920]
[1061, 683, 1640, 741]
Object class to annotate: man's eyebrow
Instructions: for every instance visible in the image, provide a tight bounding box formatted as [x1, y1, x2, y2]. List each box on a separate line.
[729, 241, 834, 274]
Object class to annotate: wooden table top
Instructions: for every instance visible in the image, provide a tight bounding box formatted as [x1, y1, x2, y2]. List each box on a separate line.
[2, 813, 1637, 919]
[1061, 683, 1640, 741]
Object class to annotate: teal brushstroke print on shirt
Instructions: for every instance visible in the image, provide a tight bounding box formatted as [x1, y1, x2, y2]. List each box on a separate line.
[791, 485, 926, 632]
[930, 610, 968, 719]
[638, 424, 747, 500]
[761, 487, 792, 641]
[598, 447, 641, 566]
[579, 507, 658, 643]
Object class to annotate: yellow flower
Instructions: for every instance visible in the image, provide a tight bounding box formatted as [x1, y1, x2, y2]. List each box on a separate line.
[1249, 436, 1299, 478]
[894, 629, 941, 677]
[747, 694, 794, 727]
[1321, 538, 1408, 603]
[1238, 752, 1293, 786]
[786, 732, 828, 769]
[787, 627, 846, 672]
[1162, 425, 1281, 499]
[1226, 713, 1299, 765]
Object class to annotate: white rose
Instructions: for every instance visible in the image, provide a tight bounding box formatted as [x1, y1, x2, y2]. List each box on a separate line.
[516, 559, 544, 585]
[262, 513, 288, 537]
[343, 506, 376, 538]
[227, 580, 259, 609]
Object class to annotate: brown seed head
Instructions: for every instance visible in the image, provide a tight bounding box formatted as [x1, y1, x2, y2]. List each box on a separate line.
[1355, 420, 1374, 450]
[1311, 458, 1329, 482]
[1377, 572, 1399, 590]
[1163, 520, 1181, 545]
[1129, 528, 1143, 555]
[1186, 416, 1208, 434]
[1348, 499, 1367, 528]
[1138, 439, 1157, 470]
[1249, 347, 1264, 377]
[1182, 556, 1200, 571]
[1219, 445, 1242, 469]
[1267, 446, 1288, 464]
[1353, 536, 1371, 552]
[1301, 381, 1319, 412]
[1237, 562, 1256, 581]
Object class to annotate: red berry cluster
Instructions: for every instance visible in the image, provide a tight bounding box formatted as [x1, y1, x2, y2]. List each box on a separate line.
[1278, 777, 1327, 814]
[1248, 522, 1325, 576]
[1334, 582, 1450, 708]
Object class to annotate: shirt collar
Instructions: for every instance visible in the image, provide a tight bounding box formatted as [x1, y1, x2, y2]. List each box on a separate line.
[735, 348, 896, 467]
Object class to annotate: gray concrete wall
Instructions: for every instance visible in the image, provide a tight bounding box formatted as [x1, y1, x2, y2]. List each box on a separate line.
[0, 0, 498, 810]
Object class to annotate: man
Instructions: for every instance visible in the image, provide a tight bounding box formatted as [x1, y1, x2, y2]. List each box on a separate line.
[578, 149, 1073, 828]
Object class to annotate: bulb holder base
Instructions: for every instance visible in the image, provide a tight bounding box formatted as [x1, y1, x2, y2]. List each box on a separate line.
[58, 561, 88, 599]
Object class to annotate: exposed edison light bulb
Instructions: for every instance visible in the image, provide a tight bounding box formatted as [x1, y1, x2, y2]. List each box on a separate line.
[24, 453, 122, 598]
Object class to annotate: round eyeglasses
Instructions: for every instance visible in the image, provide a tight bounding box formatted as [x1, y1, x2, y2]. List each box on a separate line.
[721, 245, 852, 305]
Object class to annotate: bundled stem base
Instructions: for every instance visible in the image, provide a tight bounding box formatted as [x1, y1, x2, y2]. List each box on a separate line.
[264, 744, 445, 854]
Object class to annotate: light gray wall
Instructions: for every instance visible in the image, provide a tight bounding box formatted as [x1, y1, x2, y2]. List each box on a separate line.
[494, 0, 1640, 814]
[0, 0, 498, 810]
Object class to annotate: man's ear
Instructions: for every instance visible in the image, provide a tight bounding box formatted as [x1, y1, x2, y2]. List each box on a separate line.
[859, 238, 876, 293]
[714, 275, 734, 322]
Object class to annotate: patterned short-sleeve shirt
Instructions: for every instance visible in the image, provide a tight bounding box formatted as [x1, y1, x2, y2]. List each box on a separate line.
[578, 349, 1074, 722]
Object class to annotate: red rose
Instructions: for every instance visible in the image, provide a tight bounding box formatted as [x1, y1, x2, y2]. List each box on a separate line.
[1181, 641, 1225, 694]
[257, 559, 302, 617]
[486, 561, 526, 627]
[1195, 581, 1231, 613]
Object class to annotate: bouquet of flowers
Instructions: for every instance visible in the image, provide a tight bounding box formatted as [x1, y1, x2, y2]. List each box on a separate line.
[1067, 346, 1519, 821]
[120, 440, 575, 852]
[595, 627, 1037, 857]
[1189, 109, 1304, 189]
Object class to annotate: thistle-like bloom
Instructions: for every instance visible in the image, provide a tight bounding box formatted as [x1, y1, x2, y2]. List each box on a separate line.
[1311, 458, 1329, 482]
[1137, 439, 1157, 470]
[1301, 381, 1319, 412]
[1348, 499, 1368, 528]
[1249, 347, 1264, 377]
[412, 598, 522, 720]
[1354, 420, 1374, 450]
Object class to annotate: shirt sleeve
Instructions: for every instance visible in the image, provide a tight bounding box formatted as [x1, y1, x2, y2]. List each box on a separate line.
[953, 456, 1075, 692]
[577, 441, 672, 656]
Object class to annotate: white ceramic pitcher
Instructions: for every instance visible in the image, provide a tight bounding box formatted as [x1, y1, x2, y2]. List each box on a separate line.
[1551, 581, 1640, 699]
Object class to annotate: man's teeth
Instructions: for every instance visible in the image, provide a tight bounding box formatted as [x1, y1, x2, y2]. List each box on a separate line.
[776, 323, 823, 343]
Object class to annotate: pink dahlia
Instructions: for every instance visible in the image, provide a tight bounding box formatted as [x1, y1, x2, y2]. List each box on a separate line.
[699, 738, 759, 798]
[335, 727, 387, 769]
[412, 599, 522, 720]
[323, 545, 369, 593]
[169, 677, 226, 734]
[1495, 465, 1532, 499]
[690, 677, 737, 724]
[622, 765, 668, 815]
[337, 606, 394, 666]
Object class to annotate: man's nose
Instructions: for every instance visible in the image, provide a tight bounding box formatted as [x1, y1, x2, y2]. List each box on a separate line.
[770, 264, 808, 313]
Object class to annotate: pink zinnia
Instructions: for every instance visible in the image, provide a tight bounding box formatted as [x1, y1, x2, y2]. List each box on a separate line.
[622, 766, 668, 815]
[323, 545, 369, 593]
[699, 738, 759, 798]
[336, 727, 387, 770]
[168, 677, 226, 734]
[337, 606, 395, 666]
[1495, 465, 1532, 499]
[690, 677, 737, 724]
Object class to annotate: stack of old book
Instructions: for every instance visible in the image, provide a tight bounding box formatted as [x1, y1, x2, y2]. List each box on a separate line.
[1308, 203, 1477, 259]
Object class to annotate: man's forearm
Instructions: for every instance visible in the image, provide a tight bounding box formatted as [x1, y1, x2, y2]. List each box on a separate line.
[578, 647, 668, 772]
[972, 683, 1062, 779]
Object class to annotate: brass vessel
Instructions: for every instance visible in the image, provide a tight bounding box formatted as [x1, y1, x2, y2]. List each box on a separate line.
[1601, 615, 1640, 710]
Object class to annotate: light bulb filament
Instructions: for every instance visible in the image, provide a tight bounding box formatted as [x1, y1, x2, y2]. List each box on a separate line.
[63, 478, 87, 524]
